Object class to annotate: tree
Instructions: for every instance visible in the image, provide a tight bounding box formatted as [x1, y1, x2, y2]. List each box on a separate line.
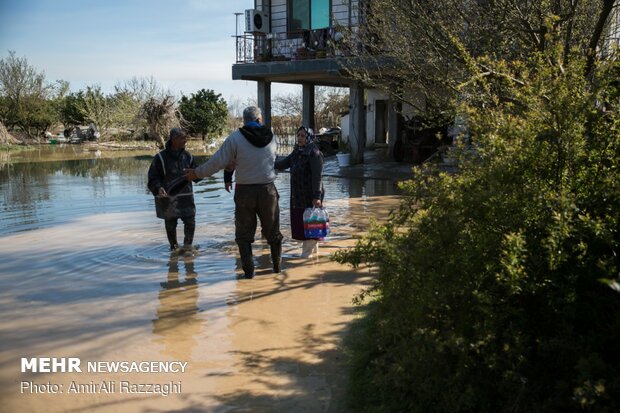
[0, 120, 18, 145]
[58, 91, 87, 129]
[272, 86, 349, 134]
[0, 51, 56, 139]
[108, 90, 141, 131]
[226, 95, 256, 132]
[58, 78, 177, 142]
[59, 87, 135, 139]
[114, 76, 169, 104]
[334, 1, 620, 411]
[113, 76, 171, 132]
[178, 89, 228, 143]
[273, 90, 303, 119]
[340, 0, 617, 119]
[315, 87, 348, 128]
[139, 95, 180, 149]
[337, 52, 620, 413]
[18, 95, 56, 139]
[272, 90, 303, 138]
[79, 86, 113, 136]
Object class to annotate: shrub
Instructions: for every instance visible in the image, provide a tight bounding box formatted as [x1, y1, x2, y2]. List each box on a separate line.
[335, 56, 620, 412]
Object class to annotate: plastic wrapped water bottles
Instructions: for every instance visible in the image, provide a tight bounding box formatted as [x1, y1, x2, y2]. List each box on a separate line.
[303, 207, 330, 239]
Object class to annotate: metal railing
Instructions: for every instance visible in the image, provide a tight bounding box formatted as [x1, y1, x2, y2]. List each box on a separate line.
[234, 28, 351, 64]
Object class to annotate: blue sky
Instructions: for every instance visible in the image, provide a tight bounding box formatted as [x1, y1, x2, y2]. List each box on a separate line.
[0, 0, 295, 102]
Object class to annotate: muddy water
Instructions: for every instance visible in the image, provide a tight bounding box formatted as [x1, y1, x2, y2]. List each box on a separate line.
[0, 146, 402, 412]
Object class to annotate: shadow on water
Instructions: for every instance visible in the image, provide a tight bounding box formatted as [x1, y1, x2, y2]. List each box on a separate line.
[211, 267, 366, 413]
[53, 267, 364, 413]
[152, 253, 202, 361]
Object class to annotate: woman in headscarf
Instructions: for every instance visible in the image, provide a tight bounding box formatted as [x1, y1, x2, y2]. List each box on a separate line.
[275, 126, 325, 258]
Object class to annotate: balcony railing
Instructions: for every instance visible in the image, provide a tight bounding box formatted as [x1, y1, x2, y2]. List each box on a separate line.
[234, 28, 350, 64]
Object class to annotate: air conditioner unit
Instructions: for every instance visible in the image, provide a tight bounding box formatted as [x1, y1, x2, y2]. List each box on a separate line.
[245, 9, 270, 34]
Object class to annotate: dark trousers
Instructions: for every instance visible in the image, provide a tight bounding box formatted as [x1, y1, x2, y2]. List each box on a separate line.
[164, 215, 196, 247]
[234, 183, 283, 246]
[290, 207, 307, 240]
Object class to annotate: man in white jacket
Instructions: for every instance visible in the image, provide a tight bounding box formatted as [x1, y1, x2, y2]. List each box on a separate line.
[185, 106, 283, 278]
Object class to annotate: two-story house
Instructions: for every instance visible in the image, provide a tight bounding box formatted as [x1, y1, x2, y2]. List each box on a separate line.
[232, 0, 400, 165]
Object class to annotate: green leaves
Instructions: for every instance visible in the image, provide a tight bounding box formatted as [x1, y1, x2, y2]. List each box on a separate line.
[178, 89, 228, 143]
[339, 55, 620, 412]
[498, 231, 528, 294]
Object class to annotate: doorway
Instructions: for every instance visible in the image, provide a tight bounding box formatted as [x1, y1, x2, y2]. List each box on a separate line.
[375, 100, 388, 144]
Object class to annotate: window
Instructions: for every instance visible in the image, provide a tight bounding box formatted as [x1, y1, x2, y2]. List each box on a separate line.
[289, 0, 330, 31]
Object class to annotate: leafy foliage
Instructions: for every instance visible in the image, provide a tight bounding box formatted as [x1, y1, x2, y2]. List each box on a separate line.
[58, 92, 87, 129]
[0, 53, 211, 143]
[0, 51, 58, 139]
[178, 89, 228, 143]
[336, 53, 620, 412]
[80, 86, 113, 133]
[340, 0, 616, 121]
[17, 96, 57, 138]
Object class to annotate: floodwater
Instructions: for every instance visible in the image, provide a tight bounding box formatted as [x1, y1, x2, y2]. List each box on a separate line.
[0, 145, 402, 413]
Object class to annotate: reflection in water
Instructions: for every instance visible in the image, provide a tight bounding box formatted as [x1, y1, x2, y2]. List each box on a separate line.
[0, 149, 404, 412]
[0, 150, 402, 341]
[153, 253, 201, 359]
[1, 154, 156, 234]
[336, 176, 400, 198]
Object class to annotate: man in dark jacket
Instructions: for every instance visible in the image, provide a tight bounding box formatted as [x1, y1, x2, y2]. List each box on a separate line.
[148, 128, 199, 252]
[185, 106, 283, 278]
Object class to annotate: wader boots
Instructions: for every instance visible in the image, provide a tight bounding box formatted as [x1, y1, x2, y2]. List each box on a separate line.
[271, 241, 282, 273]
[165, 219, 178, 250]
[182, 217, 195, 249]
[237, 241, 255, 279]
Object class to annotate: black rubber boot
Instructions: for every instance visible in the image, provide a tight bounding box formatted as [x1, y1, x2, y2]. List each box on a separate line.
[165, 219, 178, 250]
[182, 217, 195, 249]
[271, 242, 282, 273]
[236, 242, 255, 279]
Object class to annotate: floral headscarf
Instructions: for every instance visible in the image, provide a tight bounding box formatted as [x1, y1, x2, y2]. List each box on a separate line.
[296, 126, 315, 143]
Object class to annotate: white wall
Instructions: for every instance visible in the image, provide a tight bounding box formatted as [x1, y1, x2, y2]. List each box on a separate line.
[365, 89, 389, 147]
[340, 113, 350, 145]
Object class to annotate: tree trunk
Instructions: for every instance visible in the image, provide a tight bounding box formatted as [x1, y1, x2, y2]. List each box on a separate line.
[150, 131, 165, 149]
[585, 0, 617, 77]
[0, 121, 20, 145]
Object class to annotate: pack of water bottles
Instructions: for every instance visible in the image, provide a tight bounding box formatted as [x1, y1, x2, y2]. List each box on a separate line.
[303, 207, 330, 239]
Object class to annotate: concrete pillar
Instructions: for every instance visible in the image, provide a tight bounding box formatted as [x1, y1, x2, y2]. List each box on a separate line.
[349, 82, 365, 164]
[257, 80, 272, 127]
[302, 83, 315, 129]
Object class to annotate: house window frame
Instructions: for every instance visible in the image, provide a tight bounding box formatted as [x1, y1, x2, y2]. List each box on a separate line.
[287, 0, 331, 33]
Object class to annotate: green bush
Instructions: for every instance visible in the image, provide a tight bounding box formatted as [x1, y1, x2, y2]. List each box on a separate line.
[336, 56, 620, 412]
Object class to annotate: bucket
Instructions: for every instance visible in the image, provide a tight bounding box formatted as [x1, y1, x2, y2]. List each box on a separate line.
[336, 153, 350, 167]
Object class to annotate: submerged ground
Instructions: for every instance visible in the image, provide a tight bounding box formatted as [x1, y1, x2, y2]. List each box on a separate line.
[0, 145, 407, 412]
